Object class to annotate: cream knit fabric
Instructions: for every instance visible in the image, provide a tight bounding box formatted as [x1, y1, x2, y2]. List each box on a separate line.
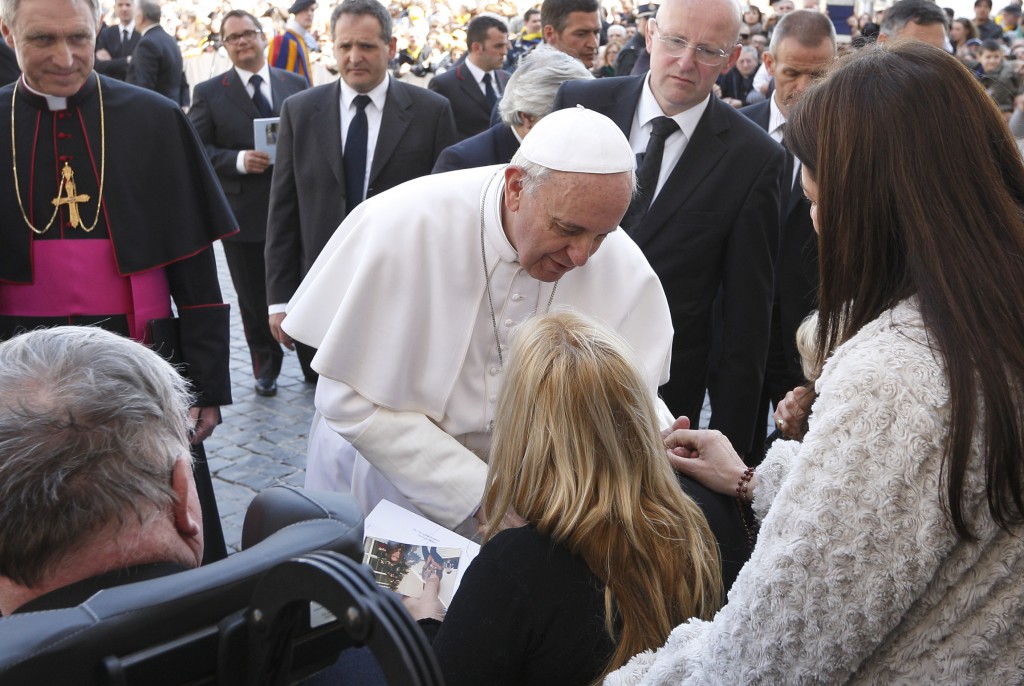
[609, 299, 1024, 685]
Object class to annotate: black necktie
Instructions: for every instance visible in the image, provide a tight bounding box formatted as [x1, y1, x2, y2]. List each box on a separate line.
[343, 94, 372, 211]
[122, 28, 129, 45]
[249, 74, 273, 118]
[483, 72, 498, 110]
[621, 116, 679, 234]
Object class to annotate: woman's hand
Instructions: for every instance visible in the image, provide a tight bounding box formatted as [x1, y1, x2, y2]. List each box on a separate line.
[773, 385, 816, 441]
[401, 571, 446, 622]
[666, 429, 749, 497]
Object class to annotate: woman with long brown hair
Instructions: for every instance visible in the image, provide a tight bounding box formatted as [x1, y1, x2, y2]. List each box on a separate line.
[430, 310, 722, 685]
[609, 41, 1024, 683]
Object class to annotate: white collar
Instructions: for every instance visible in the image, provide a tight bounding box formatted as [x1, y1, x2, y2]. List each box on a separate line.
[768, 92, 787, 139]
[286, 18, 312, 39]
[463, 57, 490, 85]
[139, 23, 157, 36]
[637, 72, 708, 143]
[234, 63, 271, 87]
[118, 20, 136, 34]
[483, 167, 518, 265]
[20, 76, 67, 111]
[339, 72, 389, 111]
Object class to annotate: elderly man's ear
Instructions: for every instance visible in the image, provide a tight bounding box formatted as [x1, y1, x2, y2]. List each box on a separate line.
[171, 458, 204, 565]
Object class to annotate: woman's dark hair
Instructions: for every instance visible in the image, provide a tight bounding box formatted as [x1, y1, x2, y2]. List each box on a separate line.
[786, 41, 1024, 540]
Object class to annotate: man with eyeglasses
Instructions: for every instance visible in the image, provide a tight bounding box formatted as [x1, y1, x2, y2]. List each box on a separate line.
[189, 10, 308, 399]
[553, 0, 783, 460]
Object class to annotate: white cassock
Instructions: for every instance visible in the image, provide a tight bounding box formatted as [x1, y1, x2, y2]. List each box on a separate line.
[283, 164, 674, 534]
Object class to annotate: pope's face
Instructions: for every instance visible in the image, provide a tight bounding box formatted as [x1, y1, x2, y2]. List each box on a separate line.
[502, 168, 632, 282]
[2, 0, 96, 97]
[334, 12, 396, 93]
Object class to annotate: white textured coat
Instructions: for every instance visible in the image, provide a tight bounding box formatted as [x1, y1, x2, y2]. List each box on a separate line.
[609, 299, 1024, 685]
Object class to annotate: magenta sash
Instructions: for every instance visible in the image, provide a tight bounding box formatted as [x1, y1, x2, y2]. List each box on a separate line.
[0, 239, 171, 342]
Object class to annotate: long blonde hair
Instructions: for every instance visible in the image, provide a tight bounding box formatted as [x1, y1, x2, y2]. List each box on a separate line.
[483, 311, 722, 682]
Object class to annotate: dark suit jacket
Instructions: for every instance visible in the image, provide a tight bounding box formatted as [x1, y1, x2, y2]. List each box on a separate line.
[432, 122, 519, 173]
[740, 100, 818, 400]
[94, 23, 140, 80]
[189, 68, 308, 243]
[554, 77, 784, 454]
[265, 78, 457, 305]
[0, 40, 20, 87]
[428, 63, 510, 141]
[127, 25, 183, 104]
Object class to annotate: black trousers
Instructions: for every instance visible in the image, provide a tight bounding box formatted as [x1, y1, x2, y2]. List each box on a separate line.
[223, 240, 283, 381]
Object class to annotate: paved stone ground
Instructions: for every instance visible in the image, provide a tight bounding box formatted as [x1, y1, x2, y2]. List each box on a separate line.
[205, 243, 315, 552]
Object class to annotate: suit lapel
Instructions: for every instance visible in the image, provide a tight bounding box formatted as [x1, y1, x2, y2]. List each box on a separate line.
[635, 97, 728, 248]
[456, 64, 488, 112]
[370, 80, 413, 185]
[316, 81, 344, 188]
[223, 69, 261, 119]
[605, 77, 645, 137]
[267, 68, 287, 114]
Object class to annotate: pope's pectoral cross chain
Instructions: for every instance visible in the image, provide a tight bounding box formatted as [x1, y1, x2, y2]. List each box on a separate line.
[50, 162, 92, 230]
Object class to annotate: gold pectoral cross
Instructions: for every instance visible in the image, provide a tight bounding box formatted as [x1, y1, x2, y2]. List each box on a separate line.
[51, 162, 92, 230]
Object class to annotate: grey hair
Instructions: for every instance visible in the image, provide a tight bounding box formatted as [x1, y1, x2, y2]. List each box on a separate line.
[1, 0, 99, 28]
[499, 45, 594, 127]
[879, 0, 949, 37]
[135, 0, 160, 23]
[0, 326, 193, 587]
[508, 150, 637, 196]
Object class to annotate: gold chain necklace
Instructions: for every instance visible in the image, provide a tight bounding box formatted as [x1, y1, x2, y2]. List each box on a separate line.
[10, 74, 106, 234]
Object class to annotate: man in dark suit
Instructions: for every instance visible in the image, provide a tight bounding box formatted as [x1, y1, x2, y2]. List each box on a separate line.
[740, 10, 834, 462]
[190, 10, 308, 398]
[94, 0, 139, 80]
[433, 45, 592, 173]
[428, 15, 510, 141]
[265, 0, 456, 382]
[553, 0, 784, 456]
[127, 0, 184, 105]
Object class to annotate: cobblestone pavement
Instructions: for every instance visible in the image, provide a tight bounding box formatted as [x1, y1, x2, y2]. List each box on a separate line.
[206, 243, 316, 552]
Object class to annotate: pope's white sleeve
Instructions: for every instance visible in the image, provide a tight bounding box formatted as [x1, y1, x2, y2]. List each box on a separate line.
[316, 377, 487, 529]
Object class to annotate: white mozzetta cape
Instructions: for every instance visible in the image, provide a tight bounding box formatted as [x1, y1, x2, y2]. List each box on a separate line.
[608, 299, 1024, 685]
[284, 164, 673, 421]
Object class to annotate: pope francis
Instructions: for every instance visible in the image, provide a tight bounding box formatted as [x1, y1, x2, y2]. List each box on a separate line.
[284, 107, 675, 537]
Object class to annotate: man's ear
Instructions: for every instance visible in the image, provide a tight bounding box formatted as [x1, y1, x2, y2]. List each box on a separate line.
[503, 165, 526, 211]
[763, 50, 776, 78]
[542, 24, 556, 45]
[1, 20, 15, 50]
[171, 458, 202, 540]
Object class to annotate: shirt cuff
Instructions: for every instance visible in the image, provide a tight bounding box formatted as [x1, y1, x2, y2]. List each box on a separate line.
[268, 303, 288, 315]
[236, 151, 247, 174]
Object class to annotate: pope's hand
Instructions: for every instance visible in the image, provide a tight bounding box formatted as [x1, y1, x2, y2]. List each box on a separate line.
[269, 312, 294, 350]
[666, 428, 748, 496]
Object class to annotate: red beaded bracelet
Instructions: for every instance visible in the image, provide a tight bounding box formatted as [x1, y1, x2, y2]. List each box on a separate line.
[736, 467, 755, 504]
[734, 466, 756, 550]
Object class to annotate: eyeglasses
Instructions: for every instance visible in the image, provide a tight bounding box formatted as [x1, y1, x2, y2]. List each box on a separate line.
[651, 20, 732, 66]
[223, 29, 262, 44]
